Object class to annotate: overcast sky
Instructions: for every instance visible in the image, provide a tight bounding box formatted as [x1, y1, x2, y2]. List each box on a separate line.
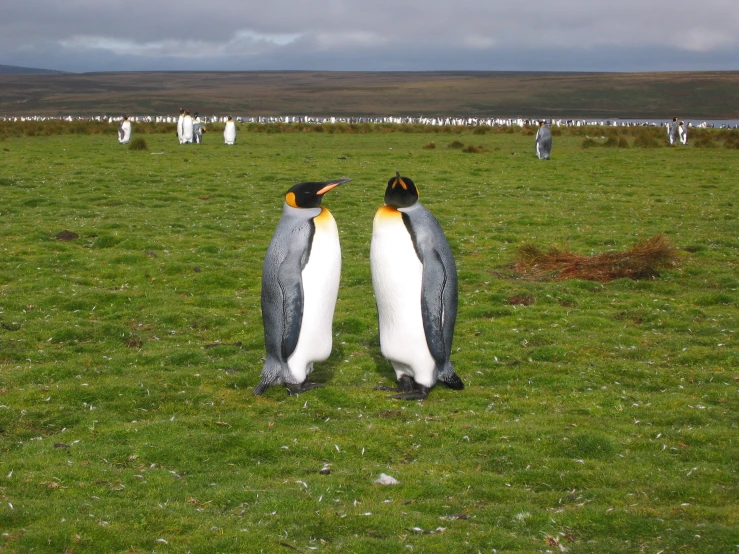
[2, 0, 738, 73]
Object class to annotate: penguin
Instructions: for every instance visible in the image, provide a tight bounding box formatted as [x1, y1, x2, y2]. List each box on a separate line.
[370, 173, 464, 400]
[668, 117, 679, 145]
[223, 116, 236, 145]
[118, 115, 131, 144]
[255, 177, 352, 396]
[678, 120, 688, 145]
[535, 121, 552, 160]
[182, 110, 194, 143]
[192, 112, 204, 144]
[177, 107, 184, 144]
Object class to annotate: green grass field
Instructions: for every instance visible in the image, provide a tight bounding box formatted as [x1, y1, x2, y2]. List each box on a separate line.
[0, 124, 738, 553]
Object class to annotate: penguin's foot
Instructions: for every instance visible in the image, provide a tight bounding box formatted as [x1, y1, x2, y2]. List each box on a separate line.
[439, 371, 465, 390]
[285, 381, 324, 396]
[374, 375, 415, 393]
[392, 386, 430, 401]
[375, 376, 429, 400]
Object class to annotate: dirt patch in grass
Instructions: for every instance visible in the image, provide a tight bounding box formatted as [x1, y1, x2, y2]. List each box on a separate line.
[508, 294, 536, 306]
[512, 234, 680, 282]
[55, 230, 78, 241]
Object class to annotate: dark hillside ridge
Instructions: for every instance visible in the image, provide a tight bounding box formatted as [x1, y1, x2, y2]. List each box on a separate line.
[0, 65, 66, 75]
[1, 70, 737, 118]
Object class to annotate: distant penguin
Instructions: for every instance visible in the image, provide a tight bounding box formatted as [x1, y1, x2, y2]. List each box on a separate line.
[177, 108, 184, 144]
[535, 121, 552, 160]
[370, 173, 463, 400]
[678, 121, 688, 145]
[182, 111, 193, 143]
[668, 117, 679, 145]
[192, 112, 204, 144]
[223, 116, 236, 145]
[118, 115, 131, 144]
[255, 178, 352, 396]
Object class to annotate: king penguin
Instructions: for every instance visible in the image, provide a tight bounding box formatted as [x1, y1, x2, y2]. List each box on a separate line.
[535, 121, 552, 160]
[370, 173, 464, 400]
[668, 117, 679, 145]
[255, 178, 352, 396]
[177, 108, 184, 144]
[678, 120, 688, 145]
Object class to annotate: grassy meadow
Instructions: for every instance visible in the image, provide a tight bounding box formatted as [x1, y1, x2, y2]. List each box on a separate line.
[0, 123, 738, 553]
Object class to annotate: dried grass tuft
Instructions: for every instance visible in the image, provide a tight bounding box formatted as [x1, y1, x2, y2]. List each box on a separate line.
[128, 137, 148, 151]
[462, 144, 490, 153]
[513, 234, 680, 282]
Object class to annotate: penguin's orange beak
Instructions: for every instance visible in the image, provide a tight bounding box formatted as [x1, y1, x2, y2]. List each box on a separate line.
[317, 183, 339, 195]
[317, 178, 352, 195]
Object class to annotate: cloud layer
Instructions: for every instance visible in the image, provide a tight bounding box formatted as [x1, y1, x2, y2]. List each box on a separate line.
[2, 0, 738, 72]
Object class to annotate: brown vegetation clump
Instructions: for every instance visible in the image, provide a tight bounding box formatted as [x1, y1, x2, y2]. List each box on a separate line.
[693, 136, 716, 148]
[128, 137, 148, 151]
[422, 141, 437, 149]
[462, 144, 490, 153]
[632, 132, 660, 148]
[581, 138, 597, 149]
[512, 234, 680, 282]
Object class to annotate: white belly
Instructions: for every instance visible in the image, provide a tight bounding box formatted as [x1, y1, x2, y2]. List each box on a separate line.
[224, 124, 236, 144]
[182, 120, 193, 141]
[287, 213, 341, 381]
[370, 208, 436, 387]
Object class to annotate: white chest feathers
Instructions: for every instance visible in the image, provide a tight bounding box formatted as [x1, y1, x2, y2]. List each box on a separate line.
[287, 208, 341, 380]
[370, 206, 436, 386]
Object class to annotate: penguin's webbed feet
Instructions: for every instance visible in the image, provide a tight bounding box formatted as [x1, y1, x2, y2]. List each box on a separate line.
[374, 374, 414, 393]
[375, 375, 429, 400]
[439, 371, 465, 390]
[391, 387, 430, 401]
[285, 381, 324, 396]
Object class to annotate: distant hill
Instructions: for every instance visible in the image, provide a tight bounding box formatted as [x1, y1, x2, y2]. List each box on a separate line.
[0, 64, 65, 75]
[0, 70, 738, 118]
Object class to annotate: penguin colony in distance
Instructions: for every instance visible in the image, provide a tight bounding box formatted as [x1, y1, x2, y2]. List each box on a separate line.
[535, 121, 552, 160]
[370, 173, 464, 399]
[255, 178, 352, 396]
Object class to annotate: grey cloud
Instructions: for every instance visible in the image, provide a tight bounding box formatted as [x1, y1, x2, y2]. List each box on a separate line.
[1, 0, 738, 72]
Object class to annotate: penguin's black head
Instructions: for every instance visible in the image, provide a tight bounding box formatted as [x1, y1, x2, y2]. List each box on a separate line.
[384, 172, 419, 209]
[285, 178, 352, 209]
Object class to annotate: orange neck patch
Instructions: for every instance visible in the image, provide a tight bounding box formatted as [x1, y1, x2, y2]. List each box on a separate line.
[376, 205, 401, 220]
